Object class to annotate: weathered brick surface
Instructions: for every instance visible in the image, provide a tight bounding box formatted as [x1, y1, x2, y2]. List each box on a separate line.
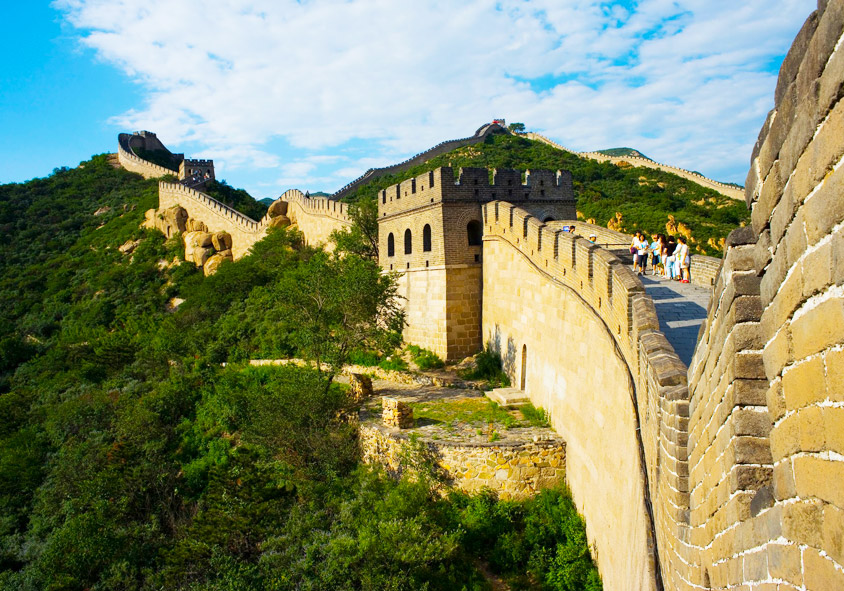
[685, 5, 844, 590]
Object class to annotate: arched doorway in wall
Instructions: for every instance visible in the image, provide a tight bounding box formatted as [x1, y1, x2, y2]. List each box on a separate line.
[543, 216, 555, 222]
[520, 344, 527, 390]
[467, 220, 483, 246]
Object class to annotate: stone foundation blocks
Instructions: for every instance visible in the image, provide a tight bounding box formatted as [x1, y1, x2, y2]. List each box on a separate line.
[382, 397, 413, 429]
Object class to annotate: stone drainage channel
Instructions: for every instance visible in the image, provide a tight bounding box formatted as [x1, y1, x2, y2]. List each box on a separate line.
[349, 376, 566, 500]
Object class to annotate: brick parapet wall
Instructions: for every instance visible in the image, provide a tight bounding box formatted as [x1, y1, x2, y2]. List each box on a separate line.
[117, 133, 177, 180]
[525, 132, 746, 201]
[281, 188, 353, 248]
[378, 166, 575, 219]
[555, 219, 723, 289]
[687, 3, 844, 589]
[483, 200, 694, 590]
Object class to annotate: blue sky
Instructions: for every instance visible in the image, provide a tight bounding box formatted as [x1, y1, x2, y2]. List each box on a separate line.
[1, 1, 817, 199]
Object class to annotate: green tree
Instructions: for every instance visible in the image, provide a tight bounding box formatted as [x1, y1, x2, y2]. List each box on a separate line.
[330, 196, 379, 260]
[508, 122, 526, 133]
[276, 252, 404, 387]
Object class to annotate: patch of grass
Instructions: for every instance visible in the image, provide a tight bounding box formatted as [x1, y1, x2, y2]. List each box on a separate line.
[407, 344, 445, 370]
[410, 398, 519, 429]
[348, 349, 381, 366]
[460, 349, 510, 388]
[379, 356, 408, 371]
[520, 403, 550, 428]
[347, 349, 409, 372]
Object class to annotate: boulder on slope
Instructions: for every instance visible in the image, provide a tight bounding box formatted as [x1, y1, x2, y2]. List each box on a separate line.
[267, 200, 289, 218]
[212, 232, 233, 251]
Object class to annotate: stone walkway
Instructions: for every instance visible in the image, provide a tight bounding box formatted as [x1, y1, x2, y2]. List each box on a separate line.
[639, 273, 712, 367]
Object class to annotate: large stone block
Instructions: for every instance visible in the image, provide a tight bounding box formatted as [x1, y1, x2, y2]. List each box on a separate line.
[790, 294, 844, 358]
[803, 161, 844, 245]
[783, 355, 827, 410]
[803, 546, 844, 591]
[775, 10, 819, 106]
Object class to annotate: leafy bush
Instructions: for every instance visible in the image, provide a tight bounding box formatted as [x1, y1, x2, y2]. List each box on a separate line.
[461, 348, 511, 388]
[521, 403, 551, 428]
[407, 344, 445, 370]
[452, 486, 602, 590]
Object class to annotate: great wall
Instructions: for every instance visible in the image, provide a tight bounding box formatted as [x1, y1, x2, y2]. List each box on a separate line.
[524, 133, 747, 201]
[119, 3, 844, 588]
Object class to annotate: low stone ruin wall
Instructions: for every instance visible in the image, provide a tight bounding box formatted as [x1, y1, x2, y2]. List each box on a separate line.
[359, 423, 566, 500]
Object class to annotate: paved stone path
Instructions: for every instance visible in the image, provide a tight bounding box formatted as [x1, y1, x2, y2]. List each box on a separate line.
[638, 273, 712, 367]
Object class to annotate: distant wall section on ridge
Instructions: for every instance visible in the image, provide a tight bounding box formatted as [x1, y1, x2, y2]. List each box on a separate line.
[119, 133, 354, 258]
[331, 122, 509, 200]
[283, 189, 353, 247]
[117, 132, 181, 179]
[526, 132, 746, 201]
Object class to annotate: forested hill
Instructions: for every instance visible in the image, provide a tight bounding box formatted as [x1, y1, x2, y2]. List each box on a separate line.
[341, 134, 750, 256]
[0, 156, 601, 590]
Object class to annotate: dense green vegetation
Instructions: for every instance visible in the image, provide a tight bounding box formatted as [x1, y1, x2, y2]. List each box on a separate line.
[342, 134, 749, 256]
[0, 157, 600, 589]
[203, 179, 268, 222]
[132, 148, 180, 171]
[595, 147, 650, 160]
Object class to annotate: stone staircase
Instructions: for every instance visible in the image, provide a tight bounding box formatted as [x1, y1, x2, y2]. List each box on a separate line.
[486, 387, 529, 408]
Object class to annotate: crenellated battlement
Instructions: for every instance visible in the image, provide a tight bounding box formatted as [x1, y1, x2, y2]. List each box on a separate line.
[483, 201, 685, 366]
[281, 188, 352, 224]
[379, 166, 574, 219]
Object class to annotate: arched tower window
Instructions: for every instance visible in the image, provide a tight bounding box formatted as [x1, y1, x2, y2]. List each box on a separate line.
[423, 224, 432, 252]
[404, 229, 412, 255]
[467, 220, 482, 246]
[387, 233, 395, 257]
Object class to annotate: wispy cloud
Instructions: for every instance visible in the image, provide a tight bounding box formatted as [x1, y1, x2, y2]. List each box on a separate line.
[54, 0, 815, 194]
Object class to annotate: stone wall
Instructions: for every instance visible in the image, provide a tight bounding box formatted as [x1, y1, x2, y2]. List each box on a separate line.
[121, 135, 353, 258]
[117, 132, 178, 179]
[684, 3, 844, 590]
[158, 182, 269, 259]
[526, 132, 746, 201]
[482, 201, 691, 591]
[359, 423, 566, 500]
[282, 188, 353, 248]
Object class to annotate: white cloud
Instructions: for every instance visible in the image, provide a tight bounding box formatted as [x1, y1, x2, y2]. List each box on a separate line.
[54, 0, 817, 190]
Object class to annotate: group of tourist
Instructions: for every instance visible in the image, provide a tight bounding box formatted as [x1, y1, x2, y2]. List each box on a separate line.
[630, 232, 691, 283]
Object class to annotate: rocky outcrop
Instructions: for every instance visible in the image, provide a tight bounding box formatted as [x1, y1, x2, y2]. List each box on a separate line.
[203, 251, 233, 276]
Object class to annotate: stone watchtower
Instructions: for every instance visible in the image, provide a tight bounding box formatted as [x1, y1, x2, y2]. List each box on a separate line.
[179, 158, 215, 187]
[377, 166, 575, 361]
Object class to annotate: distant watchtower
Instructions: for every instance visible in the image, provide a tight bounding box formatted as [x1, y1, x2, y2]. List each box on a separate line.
[179, 159, 215, 187]
[377, 166, 575, 361]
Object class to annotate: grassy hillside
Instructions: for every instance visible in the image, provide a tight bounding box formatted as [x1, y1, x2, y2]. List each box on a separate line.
[0, 157, 600, 590]
[595, 147, 651, 160]
[343, 134, 749, 256]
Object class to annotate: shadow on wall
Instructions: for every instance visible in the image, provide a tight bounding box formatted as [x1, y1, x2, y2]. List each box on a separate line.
[487, 325, 519, 385]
